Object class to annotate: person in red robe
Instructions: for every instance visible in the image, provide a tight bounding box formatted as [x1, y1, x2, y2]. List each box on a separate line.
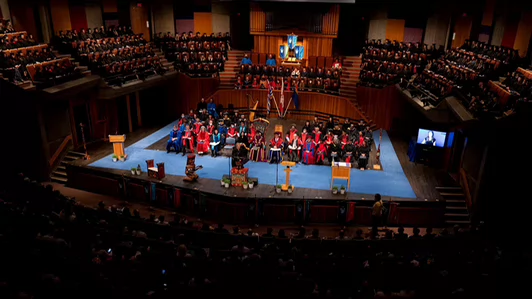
[248, 123, 257, 144]
[313, 127, 322, 147]
[315, 143, 327, 165]
[181, 125, 195, 156]
[289, 125, 298, 143]
[193, 118, 202, 135]
[341, 132, 350, 150]
[324, 131, 334, 152]
[206, 120, 215, 136]
[196, 126, 210, 155]
[302, 137, 315, 165]
[288, 134, 302, 162]
[269, 133, 283, 164]
[301, 128, 309, 146]
[227, 124, 238, 139]
[249, 131, 266, 162]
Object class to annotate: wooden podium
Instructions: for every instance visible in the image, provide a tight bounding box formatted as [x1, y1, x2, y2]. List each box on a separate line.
[331, 162, 351, 190]
[109, 134, 127, 160]
[281, 161, 296, 191]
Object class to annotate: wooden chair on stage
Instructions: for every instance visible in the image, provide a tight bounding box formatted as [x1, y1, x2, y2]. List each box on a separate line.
[146, 159, 165, 179]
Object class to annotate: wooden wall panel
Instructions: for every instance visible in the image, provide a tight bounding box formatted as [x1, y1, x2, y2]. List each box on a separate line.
[0, 0, 10, 20]
[85, 2, 104, 28]
[385, 19, 405, 42]
[50, 0, 72, 31]
[322, 4, 340, 36]
[249, 1, 265, 33]
[253, 35, 283, 56]
[355, 86, 404, 131]
[170, 73, 220, 115]
[513, 11, 532, 57]
[69, 3, 88, 31]
[103, 0, 118, 13]
[130, 3, 150, 41]
[501, 13, 519, 49]
[205, 90, 367, 122]
[481, 0, 496, 26]
[451, 16, 472, 48]
[8, 0, 37, 37]
[194, 12, 213, 34]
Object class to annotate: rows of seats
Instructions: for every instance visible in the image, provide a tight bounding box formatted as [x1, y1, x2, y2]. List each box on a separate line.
[402, 40, 525, 118]
[1, 21, 85, 87]
[0, 173, 495, 298]
[238, 53, 342, 94]
[156, 32, 229, 77]
[54, 25, 167, 86]
[358, 39, 440, 88]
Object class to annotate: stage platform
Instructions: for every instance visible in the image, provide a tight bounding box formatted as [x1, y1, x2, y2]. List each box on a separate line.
[65, 120, 445, 227]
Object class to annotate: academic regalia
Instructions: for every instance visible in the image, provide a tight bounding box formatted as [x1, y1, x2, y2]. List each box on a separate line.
[207, 101, 218, 118]
[206, 124, 215, 135]
[316, 143, 327, 164]
[210, 133, 221, 156]
[248, 126, 257, 143]
[193, 122, 202, 135]
[344, 144, 355, 163]
[313, 130, 322, 146]
[269, 137, 283, 164]
[329, 143, 341, 163]
[341, 134, 350, 150]
[227, 127, 238, 139]
[301, 132, 308, 145]
[166, 129, 181, 153]
[324, 134, 334, 152]
[288, 137, 302, 162]
[249, 135, 266, 162]
[196, 131, 209, 154]
[302, 140, 316, 165]
[289, 127, 298, 143]
[182, 130, 195, 155]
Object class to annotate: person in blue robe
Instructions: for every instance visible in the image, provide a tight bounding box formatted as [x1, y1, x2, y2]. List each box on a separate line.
[211, 129, 222, 157]
[218, 121, 228, 146]
[167, 125, 182, 154]
[207, 98, 219, 118]
[266, 54, 277, 67]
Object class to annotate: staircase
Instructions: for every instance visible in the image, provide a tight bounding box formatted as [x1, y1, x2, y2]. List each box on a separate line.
[436, 186, 471, 226]
[50, 151, 86, 184]
[154, 49, 174, 71]
[219, 50, 245, 89]
[340, 55, 362, 99]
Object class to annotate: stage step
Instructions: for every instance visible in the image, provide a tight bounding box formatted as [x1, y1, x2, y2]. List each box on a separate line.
[440, 193, 465, 197]
[53, 170, 67, 177]
[446, 206, 468, 211]
[445, 220, 471, 225]
[436, 186, 462, 191]
[51, 176, 68, 183]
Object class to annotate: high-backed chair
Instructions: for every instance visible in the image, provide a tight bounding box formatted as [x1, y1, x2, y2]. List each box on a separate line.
[223, 137, 236, 156]
[146, 159, 166, 179]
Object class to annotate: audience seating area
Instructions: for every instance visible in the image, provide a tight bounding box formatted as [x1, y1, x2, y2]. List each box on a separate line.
[358, 39, 440, 88]
[0, 173, 497, 299]
[236, 53, 342, 94]
[54, 26, 167, 86]
[402, 40, 528, 118]
[155, 31, 230, 78]
[1, 21, 84, 88]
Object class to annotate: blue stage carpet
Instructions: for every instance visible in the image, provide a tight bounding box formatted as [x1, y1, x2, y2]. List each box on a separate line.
[89, 123, 416, 199]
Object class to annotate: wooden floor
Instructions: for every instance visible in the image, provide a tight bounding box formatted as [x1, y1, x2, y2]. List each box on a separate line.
[79, 124, 454, 201]
[389, 135, 459, 200]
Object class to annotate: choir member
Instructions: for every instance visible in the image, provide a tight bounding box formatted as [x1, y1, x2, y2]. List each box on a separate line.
[182, 125, 194, 156]
[289, 125, 298, 142]
[196, 126, 210, 155]
[344, 143, 355, 163]
[269, 133, 283, 164]
[210, 129, 221, 157]
[288, 134, 302, 163]
[249, 131, 266, 162]
[329, 141, 341, 164]
[302, 137, 315, 165]
[166, 125, 181, 154]
[227, 124, 238, 140]
[312, 127, 322, 147]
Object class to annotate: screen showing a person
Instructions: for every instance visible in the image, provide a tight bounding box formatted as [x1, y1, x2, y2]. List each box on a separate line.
[417, 129, 447, 148]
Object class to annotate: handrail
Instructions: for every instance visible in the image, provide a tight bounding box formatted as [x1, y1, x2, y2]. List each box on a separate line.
[229, 106, 371, 124]
[459, 168, 473, 210]
[49, 134, 72, 167]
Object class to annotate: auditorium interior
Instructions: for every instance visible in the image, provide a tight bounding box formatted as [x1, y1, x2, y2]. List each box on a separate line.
[0, 0, 530, 298]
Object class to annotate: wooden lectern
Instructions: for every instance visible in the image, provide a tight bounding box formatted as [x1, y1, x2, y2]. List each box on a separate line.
[281, 161, 296, 191]
[331, 162, 351, 190]
[109, 134, 127, 160]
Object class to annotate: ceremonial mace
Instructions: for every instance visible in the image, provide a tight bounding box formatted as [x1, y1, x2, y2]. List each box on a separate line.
[80, 123, 90, 160]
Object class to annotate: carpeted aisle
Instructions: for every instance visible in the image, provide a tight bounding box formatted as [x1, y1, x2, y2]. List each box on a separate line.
[89, 128, 416, 198]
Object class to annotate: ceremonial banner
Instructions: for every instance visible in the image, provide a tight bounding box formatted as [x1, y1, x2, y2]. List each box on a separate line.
[295, 46, 304, 60]
[280, 80, 285, 116]
[267, 82, 273, 115]
[292, 87, 300, 110]
[279, 45, 287, 59]
[288, 34, 298, 50]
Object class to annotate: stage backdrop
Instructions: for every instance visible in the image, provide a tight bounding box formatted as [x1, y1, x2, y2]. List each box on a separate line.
[355, 86, 404, 131]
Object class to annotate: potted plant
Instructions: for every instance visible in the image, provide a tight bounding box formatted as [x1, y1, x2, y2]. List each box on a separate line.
[332, 186, 338, 194]
[243, 181, 249, 189]
[248, 180, 255, 189]
[224, 178, 230, 188]
[112, 154, 118, 162]
[287, 185, 293, 194]
[136, 165, 142, 175]
[131, 167, 137, 175]
[276, 185, 282, 193]
[340, 185, 346, 195]
[119, 155, 125, 162]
